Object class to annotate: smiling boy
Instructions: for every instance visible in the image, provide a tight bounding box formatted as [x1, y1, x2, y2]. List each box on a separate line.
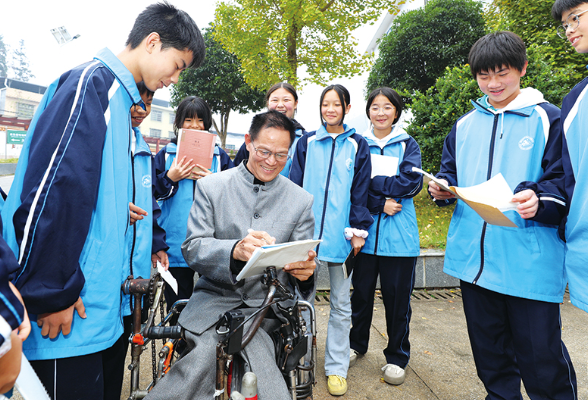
[552, 0, 588, 317]
[0, 2, 204, 399]
[429, 31, 577, 399]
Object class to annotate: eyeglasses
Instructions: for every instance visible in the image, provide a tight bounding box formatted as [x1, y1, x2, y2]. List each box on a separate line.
[369, 105, 396, 114]
[557, 9, 588, 39]
[251, 142, 290, 162]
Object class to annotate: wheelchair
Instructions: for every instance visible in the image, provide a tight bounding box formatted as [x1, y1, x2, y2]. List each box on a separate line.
[122, 265, 316, 400]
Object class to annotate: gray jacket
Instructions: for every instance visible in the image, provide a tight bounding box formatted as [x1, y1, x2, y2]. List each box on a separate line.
[179, 162, 315, 334]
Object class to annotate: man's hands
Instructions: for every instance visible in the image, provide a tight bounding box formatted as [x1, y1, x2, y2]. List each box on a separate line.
[167, 156, 195, 182]
[233, 230, 276, 262]
[37, 297, 86, 339]
[152, 250, 169, 271]
[512, 189, 538, 219]
[284, 250, 316, 281]
[428, 179, 455, 201]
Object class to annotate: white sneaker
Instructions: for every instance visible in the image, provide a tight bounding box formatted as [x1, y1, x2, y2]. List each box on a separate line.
[381, 364, 405, 385]
[349, 349, 360, 367]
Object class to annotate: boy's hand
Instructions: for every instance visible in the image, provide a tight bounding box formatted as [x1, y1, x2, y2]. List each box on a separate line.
[167, 156, 195, 182]
[383, 199, 402, 216]
[37, 297, 86, 339]
[129, 202, 148, 225]
[152, 250, 169, 271]
[512, 189, 538, 219]
[350, 235, 365, 256]
[192, 164, 213, 180]
[428, 179, 455, 200]
[284, 250, 316, 281]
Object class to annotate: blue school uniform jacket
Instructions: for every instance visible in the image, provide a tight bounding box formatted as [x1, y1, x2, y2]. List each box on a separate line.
[361, 127, 422, 257]
[561, 73, 588, 312]
[289, 124, 373, 263]
[436, 88, 567, 303]
[122, 128, 168, 316]
[1, 48, 140, 360]
[154, 142, 233, 269]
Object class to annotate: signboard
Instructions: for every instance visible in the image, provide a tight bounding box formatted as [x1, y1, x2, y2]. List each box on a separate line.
[7, 130, 26, 145]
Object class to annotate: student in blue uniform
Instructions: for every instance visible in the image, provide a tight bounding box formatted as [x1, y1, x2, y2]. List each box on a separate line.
[154, 96, 233, 309]
[234, 82, 305, 176]
[552, 0, 588, 315]
[349, 87, 422, 386]
[290, 84, 372, 396]
[0, 3, 204, 399]
[429, 31, 576, 399]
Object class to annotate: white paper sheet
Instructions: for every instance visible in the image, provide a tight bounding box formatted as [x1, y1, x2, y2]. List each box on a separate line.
[157, 261, 178, 294]
[371, 154, 399, 179]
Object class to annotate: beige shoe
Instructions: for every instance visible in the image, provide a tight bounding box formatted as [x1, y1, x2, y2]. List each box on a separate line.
[327, 375, 347, 396]
[381, 364, 405, 385]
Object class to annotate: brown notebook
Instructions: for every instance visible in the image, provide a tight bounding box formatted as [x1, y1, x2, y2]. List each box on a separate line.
[176, 129, 217, 179]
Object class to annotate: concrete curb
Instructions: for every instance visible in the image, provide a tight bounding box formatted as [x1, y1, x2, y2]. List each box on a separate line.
[0, 163, 17, 176]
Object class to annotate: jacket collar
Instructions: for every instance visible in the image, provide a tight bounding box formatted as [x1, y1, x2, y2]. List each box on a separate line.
[132, 127, 152, 155]
[238, 161, 280, 190]
[362, 124, 409, 147]
[472, 87, 546, 117]
[315, 123, 356, 141]
[94, 48, 142, 107]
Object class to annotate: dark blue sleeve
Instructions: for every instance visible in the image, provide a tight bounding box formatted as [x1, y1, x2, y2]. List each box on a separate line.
[350, 135, 374, 230]
[12, 71, 109, 314]
[151, 158, 168, 254]
[288, 133, 309, 186]
[514, 103, 567, 226]
[153, 147, 178, 201]
[0, 216, 24, 331]
[218, 148, 234, 171]
[233, 142, 249, 167]
[369, 137, 423, 213]
[432, 122, 458, 207]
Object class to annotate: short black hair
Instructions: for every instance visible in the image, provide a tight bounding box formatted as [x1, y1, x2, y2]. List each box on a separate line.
[365, 87, 404, 125]
[126, 1, 205, 69]
[552, 0, 588, 20]
[468, 31, 527, 78]
[136, 81, 154, 100]
[319, 84, 350, 126]
[249, 110, 295, 147]
[172, 96, 212, 143]
[265, 82, 298, 104]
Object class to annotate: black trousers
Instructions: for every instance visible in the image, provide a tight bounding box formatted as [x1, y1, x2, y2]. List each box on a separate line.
[164, 267, 196, 313]
[461, 281, 577, 400]
[349, 253, 416, 367]
[31, 316, 131, 400]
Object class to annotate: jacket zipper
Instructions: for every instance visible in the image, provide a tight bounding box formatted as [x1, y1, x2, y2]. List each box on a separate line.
[373, 147, 386, 256]
[472, 114, 500, 285]
[316, 138, 337, 254]
[129, 152, 136, 277]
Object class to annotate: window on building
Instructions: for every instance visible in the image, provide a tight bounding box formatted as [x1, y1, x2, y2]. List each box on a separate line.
[16, 102, 35, 119]
[225, 144, 235, 150]
[169, 131, 174, 138]
[151, 110, 162, 122]
[150, 128, 162, 138]
[169, 113, 175, 124]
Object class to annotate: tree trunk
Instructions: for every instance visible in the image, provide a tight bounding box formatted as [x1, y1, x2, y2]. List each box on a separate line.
[286, 23, 299, 87]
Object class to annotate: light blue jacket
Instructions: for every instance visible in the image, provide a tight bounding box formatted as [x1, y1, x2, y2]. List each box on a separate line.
[436, 88, 567, 303]
[361, 127, 422, 257]
[289, 124, 373, 263]
[561, 72, 588, 312]
[2, 48, 139, 359]
[154, 142, 233, 269]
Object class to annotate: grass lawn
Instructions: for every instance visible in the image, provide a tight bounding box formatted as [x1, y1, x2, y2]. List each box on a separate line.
[0, 158, 18, 163]
[414, 178, 454, 249]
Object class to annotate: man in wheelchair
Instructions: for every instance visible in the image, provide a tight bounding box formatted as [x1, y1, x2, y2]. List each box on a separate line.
[146, 110, 316, 400]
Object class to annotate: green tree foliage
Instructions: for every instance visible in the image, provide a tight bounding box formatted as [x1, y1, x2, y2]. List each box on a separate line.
[407, 50, 574, 174]
[367, 0, 486, 94]
[485, 0, 586, 82]
[11, 40, 34, 82]
[0, 35, 8, 77]
[170, 27, 266, 147]
[213, 0, 403, 89]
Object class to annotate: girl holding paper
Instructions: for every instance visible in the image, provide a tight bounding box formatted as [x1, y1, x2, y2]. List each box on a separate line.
[349, 87, 423, 386]
[154, 96, 234, 309]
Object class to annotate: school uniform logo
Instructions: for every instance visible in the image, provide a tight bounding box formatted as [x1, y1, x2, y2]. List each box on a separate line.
[142, 175, 151, 188]
[346, 158, 353, 170]
[518, 136, 534, 150]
